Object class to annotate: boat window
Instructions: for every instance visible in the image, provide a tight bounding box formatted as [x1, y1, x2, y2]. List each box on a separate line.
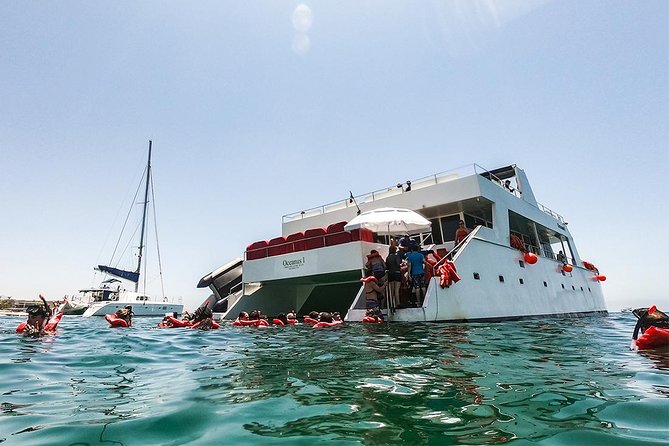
[464, 213, 492, 230]
[429, 218, 443, 244]
[439, 215, 462, 242]
[421, 199, 493, 244]
[508, 210, 541, 255]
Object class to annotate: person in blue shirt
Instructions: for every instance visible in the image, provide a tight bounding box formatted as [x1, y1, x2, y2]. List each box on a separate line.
[406, 245, 428, 306]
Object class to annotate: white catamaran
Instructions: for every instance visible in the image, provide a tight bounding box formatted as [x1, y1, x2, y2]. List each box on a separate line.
[199, 164, 606, 322]
[77, 141, 183, 317]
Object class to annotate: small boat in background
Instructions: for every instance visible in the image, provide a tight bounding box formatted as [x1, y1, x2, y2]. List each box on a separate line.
[632, 306, 669, 350]
[57, 296, 88, 315]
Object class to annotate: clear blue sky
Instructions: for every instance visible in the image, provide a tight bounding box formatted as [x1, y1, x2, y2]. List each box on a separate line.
[1, 1, 667, 312]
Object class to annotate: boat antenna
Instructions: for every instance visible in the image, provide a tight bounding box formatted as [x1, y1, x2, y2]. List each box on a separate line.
[349, 191, 361, 215]
[135, 140, 152, 292]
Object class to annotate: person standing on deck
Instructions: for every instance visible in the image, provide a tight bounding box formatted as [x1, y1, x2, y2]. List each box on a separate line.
[454, 220, 470, 244]
[385, 246, 402, 309]
[406, 245, 428, 306]
[365, 250, 387, 280]
[362, 276, 385, 320]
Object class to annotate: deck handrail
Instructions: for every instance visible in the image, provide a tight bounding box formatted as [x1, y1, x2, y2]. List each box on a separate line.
[283, 164, 483, 223]
[281, 163, 566, 225]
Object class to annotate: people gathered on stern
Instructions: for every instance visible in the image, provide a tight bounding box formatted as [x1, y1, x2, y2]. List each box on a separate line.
[385, 245, 403, 309]
[406, 245, 428, 306]
[365, 250, 386, 280]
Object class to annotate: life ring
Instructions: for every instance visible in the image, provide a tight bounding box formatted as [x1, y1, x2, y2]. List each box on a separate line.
[190, 320, 220, 330]
[312, 320, 343, 329]
[362, 316, 383, 324]
[17, 313, 63, 333]
[583, 261, 597, 272]
[437, 260, 461, 289]
[163, 316, 192, 327]
[105, 314, 130, 328]
[511, 234, 525, 251]
[287, 319, 298, 325]
[272, 319, 285, 326]
[634, 326, 669, 350]
[303, 317, 319, 325]
[523, 252, 538, 264]
[360, 276, 377, 283]
[44, 313, 63, 331]
[232, 318, 269, 327]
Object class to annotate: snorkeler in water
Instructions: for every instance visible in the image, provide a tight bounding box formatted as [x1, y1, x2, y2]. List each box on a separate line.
[22, 295, 53, 336]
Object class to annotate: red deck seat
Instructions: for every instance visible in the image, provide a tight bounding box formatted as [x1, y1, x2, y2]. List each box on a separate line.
[351, 228, 374, 242]
[286, 232, 306, 252]
[304, 228, 326, 250]
[246, 240, 268, 260]
[267, 236, 290, 256]
[325, 221, 352, 246]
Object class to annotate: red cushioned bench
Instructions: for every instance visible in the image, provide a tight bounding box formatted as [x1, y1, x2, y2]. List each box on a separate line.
[325, 221, 352, 246]
[246, 240, 268, 260]
[267, 236, 291, 256]
[286, 232, 306, 252]
[304, 227, 326, 250]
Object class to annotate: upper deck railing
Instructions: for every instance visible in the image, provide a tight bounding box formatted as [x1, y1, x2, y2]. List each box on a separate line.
[282, 163, 565, 224]
[537, 203, 565, 224]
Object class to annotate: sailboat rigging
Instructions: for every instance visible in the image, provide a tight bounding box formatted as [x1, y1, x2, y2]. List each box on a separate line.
[74, 141, 183, 317]
[97, 142, 153, 289]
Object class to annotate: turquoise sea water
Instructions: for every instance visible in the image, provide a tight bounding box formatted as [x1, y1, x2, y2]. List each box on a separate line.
[0, 313, 667, 445]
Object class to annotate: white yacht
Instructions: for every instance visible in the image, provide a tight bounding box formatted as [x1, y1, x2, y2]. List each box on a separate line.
[199, 164, 606, 322]
[79, 280, 182, 317]
[77, 141, 183, 317]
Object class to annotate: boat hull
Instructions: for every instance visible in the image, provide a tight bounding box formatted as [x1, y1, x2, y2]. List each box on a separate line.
[59, 302, 88, 315]
[83, 302, 183, 317]
[222, 233, 606, 323]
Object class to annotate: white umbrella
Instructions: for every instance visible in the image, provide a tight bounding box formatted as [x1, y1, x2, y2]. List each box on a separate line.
[344, 207, 432, 235]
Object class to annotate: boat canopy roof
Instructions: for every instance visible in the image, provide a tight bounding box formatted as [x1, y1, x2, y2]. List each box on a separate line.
[479, 165, 516, 181]
[96, 265, 139, 283]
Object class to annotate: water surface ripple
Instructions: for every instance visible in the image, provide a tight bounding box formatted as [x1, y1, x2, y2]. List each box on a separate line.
[0, 313, 667, 445]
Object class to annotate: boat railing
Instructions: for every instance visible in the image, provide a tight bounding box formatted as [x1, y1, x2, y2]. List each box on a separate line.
[219, 283, 243, 312]
[431, 225, 484, 270]
[283, 164, 482, 223]
[536, 203, 565, 224]
[282, 163, 567, 225]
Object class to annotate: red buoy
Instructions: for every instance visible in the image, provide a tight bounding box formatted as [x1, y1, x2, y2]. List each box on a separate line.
[594, 275, 606, 282]
[524, 252, 538, 264]
[562, 264, 573, 273]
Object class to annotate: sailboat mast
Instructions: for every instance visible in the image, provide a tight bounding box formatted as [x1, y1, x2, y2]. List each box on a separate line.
[135, 140, 152, 292]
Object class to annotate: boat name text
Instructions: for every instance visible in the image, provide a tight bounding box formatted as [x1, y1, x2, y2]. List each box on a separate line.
[283, 257, 306, 270]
